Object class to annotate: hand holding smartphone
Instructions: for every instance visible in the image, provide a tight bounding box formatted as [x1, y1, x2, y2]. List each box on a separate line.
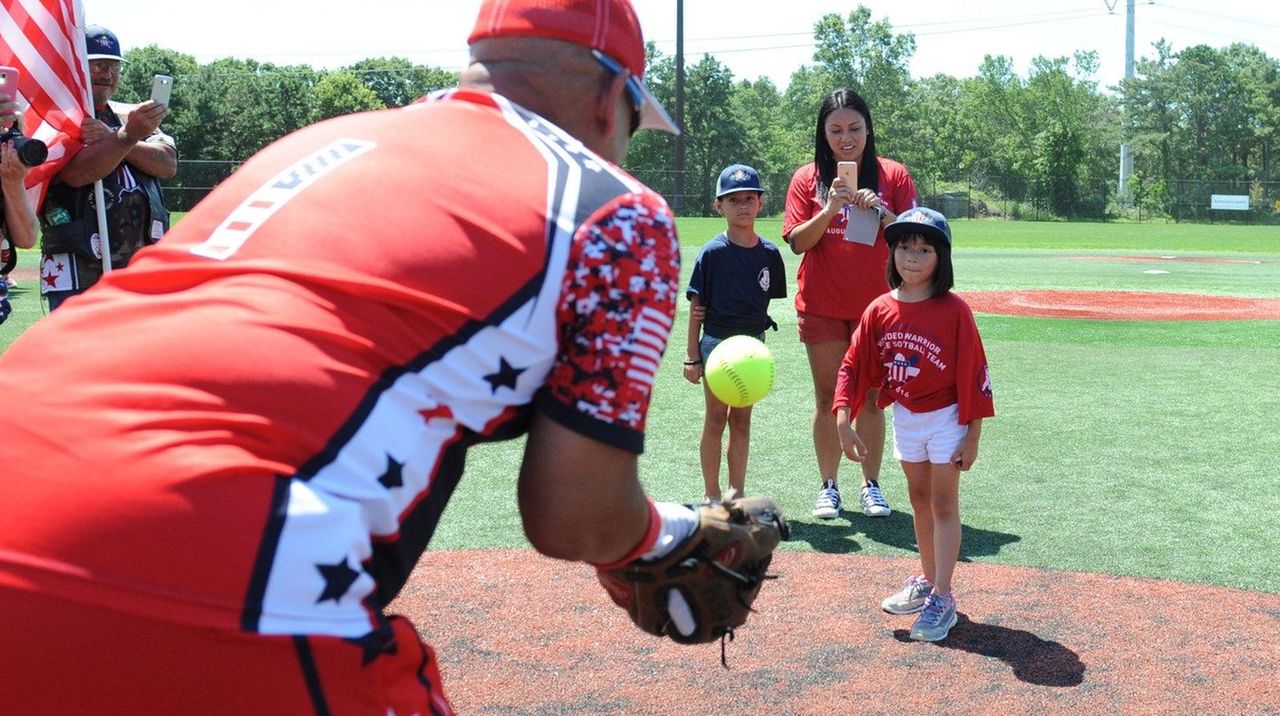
[150, 74, 173, 106]
[836, 160, 877, 245]
[837, 160, 857, 188]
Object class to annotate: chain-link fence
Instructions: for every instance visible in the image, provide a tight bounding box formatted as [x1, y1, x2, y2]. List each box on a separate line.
[168, 161, 1280, 225]
[167, 160, 242, 212]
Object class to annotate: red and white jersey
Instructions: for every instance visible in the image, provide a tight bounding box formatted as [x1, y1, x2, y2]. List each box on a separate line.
[782, 159, 918, 321]
[0, 89, 680, 638]
[834, 291, 994, 424]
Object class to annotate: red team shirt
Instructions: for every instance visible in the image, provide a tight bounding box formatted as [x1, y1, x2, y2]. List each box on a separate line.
[834, 292, 995, 424]
[782, 159, 918, 321]
[0, 89, 679, 713]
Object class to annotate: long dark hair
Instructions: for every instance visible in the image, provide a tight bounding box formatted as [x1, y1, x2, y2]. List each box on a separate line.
[886, 233, 955, 298]
[814, 88, 880, 195]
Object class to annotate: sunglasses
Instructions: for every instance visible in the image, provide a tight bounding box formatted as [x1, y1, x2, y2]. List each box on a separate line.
[592, 49, 642, 136]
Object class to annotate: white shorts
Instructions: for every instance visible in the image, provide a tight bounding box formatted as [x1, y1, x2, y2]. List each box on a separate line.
[892, 403, 968, 464]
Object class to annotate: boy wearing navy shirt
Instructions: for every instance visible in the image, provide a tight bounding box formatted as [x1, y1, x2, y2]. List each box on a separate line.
[684, 164, 786, 500]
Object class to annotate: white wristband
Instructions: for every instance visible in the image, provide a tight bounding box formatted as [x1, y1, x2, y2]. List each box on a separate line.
[639, 501, 699, 561]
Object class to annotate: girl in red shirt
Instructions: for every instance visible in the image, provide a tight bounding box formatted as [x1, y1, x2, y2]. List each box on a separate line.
[834, 207, 994, 643]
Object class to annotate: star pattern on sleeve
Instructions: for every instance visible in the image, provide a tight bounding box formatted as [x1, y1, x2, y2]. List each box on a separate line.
[378, 455, 404, 490]
[315, 556, 361, 605]
[484, 358, 525, 394]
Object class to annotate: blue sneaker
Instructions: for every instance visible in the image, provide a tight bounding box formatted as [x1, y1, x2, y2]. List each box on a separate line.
[909, 592, 957, 642]
[859, 480, 891, 517]
[811, 480, 841, 519]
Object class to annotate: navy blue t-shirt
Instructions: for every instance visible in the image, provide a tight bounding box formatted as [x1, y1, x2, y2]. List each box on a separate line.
[686, 232, 787, 338]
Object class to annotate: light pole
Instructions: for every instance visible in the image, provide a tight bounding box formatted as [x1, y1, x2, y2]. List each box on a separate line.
[674, 0, 685, 214]
[1118, 0, 1135, 204]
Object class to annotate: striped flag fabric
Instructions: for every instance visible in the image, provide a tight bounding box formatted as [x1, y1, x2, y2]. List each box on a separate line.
[0, 0, 89, 210]
[623, 305, 673, 390]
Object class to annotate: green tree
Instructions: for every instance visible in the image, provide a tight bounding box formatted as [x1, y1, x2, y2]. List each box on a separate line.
[345, 57, 457, 108]
[184, 59, 318, 161]
[961, 51, 1115, 217]
[778, 65, 829, 163]
[1122, 41, 1181, 199]
[1123, 42, 1280, 217]
[729, 77, 806, 213]
[809, 7, 915, 152]
[1230, 43, 1280, 180]
[623, 45, 678, 198]
[895, 73, 971, 193]
[676, 56, 751, 216]
[310, 70, 384, 124]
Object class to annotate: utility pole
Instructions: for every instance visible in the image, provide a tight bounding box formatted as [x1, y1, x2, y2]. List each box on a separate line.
[1118, 0, 1135, 204]
[673, 0, 685, 214]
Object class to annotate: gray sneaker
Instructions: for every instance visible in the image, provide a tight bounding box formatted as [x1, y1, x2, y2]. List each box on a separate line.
[882, 575, 933, 614]
[909, 592, 958, 642]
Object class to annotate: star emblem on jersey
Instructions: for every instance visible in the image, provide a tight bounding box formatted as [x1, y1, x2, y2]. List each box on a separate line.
[378, 455, 405, 490]
[885, 351, 921, 384]
[315, 557, 361, 605]
[484, 357, 525, 394]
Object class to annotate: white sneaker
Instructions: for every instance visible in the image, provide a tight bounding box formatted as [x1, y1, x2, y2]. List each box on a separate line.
[860, 481, 891, 517]
[882, 575, 932, 614]
[811, 480, 841, 519]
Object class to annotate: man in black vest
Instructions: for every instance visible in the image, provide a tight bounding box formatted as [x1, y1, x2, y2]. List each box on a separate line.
[39, 24, 176, 310]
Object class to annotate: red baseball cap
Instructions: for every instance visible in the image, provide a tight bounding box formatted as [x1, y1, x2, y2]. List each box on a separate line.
[468, 0, 679, 134]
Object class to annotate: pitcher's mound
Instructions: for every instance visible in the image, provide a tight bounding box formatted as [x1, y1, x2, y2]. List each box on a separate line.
[391, 549, 1280, 714]
[961, 290, 1280, 320]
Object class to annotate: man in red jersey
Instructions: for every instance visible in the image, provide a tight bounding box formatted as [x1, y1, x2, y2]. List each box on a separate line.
[0, 2, 738, 714]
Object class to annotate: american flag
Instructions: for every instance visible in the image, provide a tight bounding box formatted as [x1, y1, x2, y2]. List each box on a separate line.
[0, 0, 89, 210]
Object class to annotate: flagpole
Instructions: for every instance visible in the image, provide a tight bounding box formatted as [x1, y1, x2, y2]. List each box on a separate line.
[71, 16, 113, 272]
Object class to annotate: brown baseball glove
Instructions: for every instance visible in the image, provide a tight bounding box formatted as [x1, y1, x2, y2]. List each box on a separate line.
[596, 496, 789, 661]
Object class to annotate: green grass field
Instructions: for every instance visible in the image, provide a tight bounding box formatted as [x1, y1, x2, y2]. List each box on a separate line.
[436, 218, 1280, 595]
[5, 219, 1279, 593]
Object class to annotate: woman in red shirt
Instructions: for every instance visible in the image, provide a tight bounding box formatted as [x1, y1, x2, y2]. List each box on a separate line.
[782, 88, 919, 521]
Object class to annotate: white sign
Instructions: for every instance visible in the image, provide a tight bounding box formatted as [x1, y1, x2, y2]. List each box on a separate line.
[1210, 194, 1250, 211]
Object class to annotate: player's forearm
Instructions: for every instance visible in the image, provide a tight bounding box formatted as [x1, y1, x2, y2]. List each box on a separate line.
[517, 413, 653, 563]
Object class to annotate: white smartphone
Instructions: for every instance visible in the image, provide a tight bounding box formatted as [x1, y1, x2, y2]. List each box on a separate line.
[150, 74, 173, 105]
[837, 160, 857, 186]
[0, 66, 19, 104]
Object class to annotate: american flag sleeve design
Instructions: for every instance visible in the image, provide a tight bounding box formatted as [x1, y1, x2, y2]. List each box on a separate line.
[541, 192, 680, 453]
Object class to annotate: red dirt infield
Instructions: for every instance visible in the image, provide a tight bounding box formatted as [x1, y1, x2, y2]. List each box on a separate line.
[389, 549, 1280, 714]
[960, 290, 1280, 321]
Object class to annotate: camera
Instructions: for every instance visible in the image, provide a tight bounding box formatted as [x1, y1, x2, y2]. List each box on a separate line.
[0, 124, 48, 167]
